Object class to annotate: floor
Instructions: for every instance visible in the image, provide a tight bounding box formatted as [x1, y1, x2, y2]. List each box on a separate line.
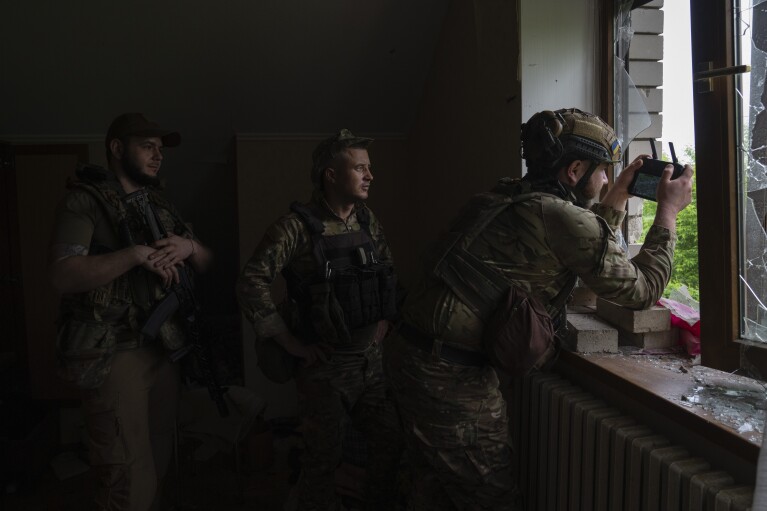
[2, 424, 300, 511]
[2, 463, 293, 511]
[1, 416, 386, 511]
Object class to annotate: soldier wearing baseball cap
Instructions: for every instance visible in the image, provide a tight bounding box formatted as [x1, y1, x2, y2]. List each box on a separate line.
[105, 112, 182, 151]
[384, 108, 694, 509]
[49, 112, 211, 510]
[237, 129, 403, 509]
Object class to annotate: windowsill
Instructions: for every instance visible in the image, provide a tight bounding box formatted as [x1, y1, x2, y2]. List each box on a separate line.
[553, 349, 762, 465]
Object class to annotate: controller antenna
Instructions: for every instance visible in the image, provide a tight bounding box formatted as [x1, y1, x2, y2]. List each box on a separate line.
[669, 142, 678, 164]
[650, 139, 659, 160]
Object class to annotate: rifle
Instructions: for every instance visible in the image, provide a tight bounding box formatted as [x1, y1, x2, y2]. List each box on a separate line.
[135, 198, 229, 417]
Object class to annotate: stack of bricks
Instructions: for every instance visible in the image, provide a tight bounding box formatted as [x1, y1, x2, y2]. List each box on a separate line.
[564, 293, 677, 353]
[564, 284, 616, 353]
[564, 308, 620, 353]
[596, 298, 677, 349]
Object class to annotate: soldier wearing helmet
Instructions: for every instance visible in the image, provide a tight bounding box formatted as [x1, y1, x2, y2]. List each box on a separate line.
[521, 108, 623, 204]
[237, 129, 402, 510]
[384, 108, 694, 510]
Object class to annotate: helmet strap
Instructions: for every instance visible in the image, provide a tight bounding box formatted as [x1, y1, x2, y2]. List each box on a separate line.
[567, 160, 600, 207]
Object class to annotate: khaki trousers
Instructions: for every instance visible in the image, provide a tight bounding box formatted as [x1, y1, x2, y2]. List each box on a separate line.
[81, 345, 180, 511]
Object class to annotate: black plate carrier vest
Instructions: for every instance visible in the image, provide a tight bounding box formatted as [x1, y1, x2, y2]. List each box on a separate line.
[282, 202, 397, 342]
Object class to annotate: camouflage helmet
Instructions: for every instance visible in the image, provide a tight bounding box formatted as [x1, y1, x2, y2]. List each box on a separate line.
[311, 129, 373, 188]
[521, 108, 621, 173]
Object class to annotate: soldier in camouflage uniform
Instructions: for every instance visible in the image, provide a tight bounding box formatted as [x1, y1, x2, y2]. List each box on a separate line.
[237, 130, 402, 510]
[384, 108, 694, 510]
[49, 113, 212, 511]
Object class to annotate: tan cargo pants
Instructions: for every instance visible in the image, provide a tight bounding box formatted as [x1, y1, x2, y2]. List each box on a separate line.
[80, 344, 180, 511]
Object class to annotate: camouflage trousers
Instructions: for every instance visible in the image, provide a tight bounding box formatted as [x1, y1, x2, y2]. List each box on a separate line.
[80, 345, 180, 511]
[384, 334, 524, 511]
[294, 341, 403, 511]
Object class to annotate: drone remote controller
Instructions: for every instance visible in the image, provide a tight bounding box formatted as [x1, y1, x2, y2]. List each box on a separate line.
[627, 140, 685, 202]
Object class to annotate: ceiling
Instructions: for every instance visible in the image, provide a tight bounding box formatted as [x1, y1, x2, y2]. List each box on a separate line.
[1, 0, 449, 140]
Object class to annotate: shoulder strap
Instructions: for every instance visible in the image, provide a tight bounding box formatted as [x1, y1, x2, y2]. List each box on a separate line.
[434, 189, 560, 319]
[67, 167, 148, 306]
[68, 176, 130, 245]
[290, 201, 329, 279]
[290, 202, 325, 235]
[353, 205, 382, 262]
[450, 189, 541, 246]
[147, 189, 192, 237]
[355, 206, 372, 237]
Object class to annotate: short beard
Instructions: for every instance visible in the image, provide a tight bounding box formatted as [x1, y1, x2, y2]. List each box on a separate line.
[572, 193, 596, 209]
[121, 153, 160, 188]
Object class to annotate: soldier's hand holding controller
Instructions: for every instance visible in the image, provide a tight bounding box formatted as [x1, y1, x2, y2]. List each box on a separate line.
[615, 155, 650, 197]
[653, 164, 694, 231]
[601, 154, 693, 233]
[600, 154, 650, 211]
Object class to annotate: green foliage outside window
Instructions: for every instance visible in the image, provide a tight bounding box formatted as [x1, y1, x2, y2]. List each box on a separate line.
[639, 146, 700, 300]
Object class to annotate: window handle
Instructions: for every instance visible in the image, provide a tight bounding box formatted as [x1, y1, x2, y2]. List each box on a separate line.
[694, 62, 751, 93]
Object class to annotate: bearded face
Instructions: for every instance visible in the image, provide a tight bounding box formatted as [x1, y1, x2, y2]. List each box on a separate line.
[119, 137, 164, 188]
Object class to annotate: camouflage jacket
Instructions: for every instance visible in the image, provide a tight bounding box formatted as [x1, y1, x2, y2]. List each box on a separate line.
[237, 191, 394, 344]
[402, 178, 675, 351]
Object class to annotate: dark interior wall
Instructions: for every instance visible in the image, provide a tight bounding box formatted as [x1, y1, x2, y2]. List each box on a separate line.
[159, 137, 239, 316]
[401, 0, 522, 283]
[236, 138, 318, 418]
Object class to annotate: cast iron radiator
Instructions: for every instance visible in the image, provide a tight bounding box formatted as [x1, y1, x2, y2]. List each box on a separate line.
[511, 373, 755, 510]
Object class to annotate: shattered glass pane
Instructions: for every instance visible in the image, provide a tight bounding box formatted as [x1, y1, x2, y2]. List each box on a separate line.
[598, 351, 767, 442]
[613, 0, 651, 149]
[680, 366, 767, 436]
[738, 0, 767, 342]
[745, 318, 767, 342]
[614, 57, 652, 148]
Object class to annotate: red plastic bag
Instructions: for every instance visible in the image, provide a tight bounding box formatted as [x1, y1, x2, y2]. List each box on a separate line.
[658, 287, 700, 356]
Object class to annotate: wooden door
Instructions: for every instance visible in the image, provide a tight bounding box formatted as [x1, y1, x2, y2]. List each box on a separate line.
[12, 145, 88, 399]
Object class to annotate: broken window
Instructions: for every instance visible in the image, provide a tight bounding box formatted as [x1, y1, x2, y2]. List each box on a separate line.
[613, 0, 652, 159]
[737, 0, 767, 342]
[614, 0, 700, 302]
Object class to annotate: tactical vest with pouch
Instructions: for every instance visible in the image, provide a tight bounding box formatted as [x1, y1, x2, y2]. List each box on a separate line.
[281, 202, 397, 347]
[56, 164, 191, 389]
[427, 179, 577, 375]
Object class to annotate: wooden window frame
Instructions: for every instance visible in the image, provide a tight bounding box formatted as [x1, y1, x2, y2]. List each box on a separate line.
[602, 0, 763, 372]
[690, 0, 767, 372]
